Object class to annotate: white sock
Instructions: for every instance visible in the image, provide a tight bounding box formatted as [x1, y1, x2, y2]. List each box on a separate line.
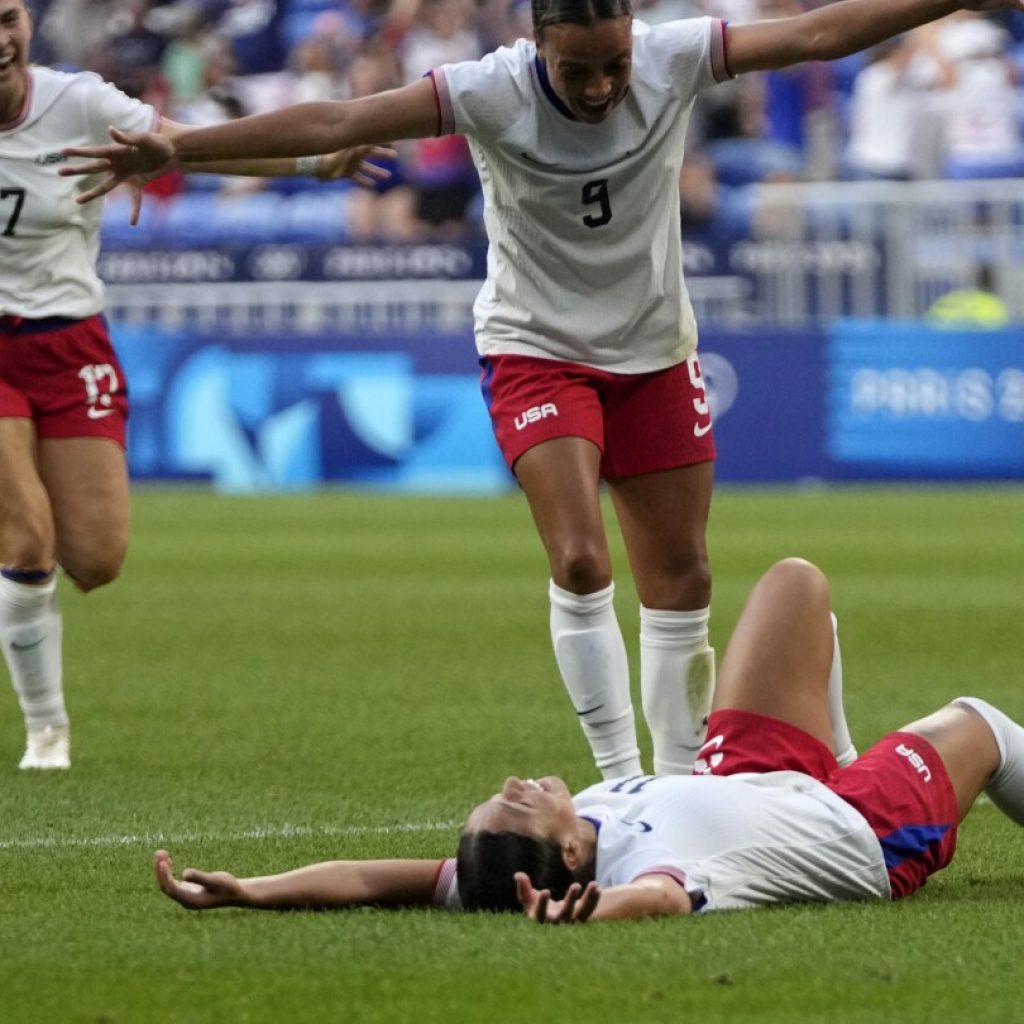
[828, 613, 857, 766]
[549, 580, 641, 780]
[0, 574, 67, 731]
[639, 606, 715, 775]
[954, 697, 1024, 825]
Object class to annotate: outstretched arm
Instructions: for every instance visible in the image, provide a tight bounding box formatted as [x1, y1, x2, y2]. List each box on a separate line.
[727, 0, 1024, 75]
[154, 849, 449, 911]
[63, 78, 439, 204]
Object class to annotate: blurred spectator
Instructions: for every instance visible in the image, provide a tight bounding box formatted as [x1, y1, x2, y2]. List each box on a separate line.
[932, 13, 1024, 177]
[926, 264, 1010, 327]
[217, 0, 284, 74]
[106, 0, 169, 101]
[754, 0, 836, 180]
[679, 152, 719, 234]
[398, 0, 482, 239]
[40, 0, 120, 69]
[174, 36, 244, 124]
[289, 35, 345, 104]
[343, 48, 421, 242]
[400, 0, 480, 79]
[161, 3, 221, 110]
[475, 0, 533, 49]
[843, 36, 925, 180]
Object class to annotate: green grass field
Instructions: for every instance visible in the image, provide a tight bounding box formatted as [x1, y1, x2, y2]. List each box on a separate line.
[2, 485, 1023, 1024]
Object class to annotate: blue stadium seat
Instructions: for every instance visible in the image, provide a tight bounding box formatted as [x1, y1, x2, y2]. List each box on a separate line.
[155, 193, 222, 245]
[99, 192, 164, 248]
[210, 192, 287, 242]
[706, 138, 804, 187]
[943, 154, 1024, 180]
[281, 190, 351, 243]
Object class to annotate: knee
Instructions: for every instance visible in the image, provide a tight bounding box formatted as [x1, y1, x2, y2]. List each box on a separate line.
[3, 516, 56, 570]
[551, 542, 612, 594]
[62, 550, 126, 593]
[761, 557, 830, 607]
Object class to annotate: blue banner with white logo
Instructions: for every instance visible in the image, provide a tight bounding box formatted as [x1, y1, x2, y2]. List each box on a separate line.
[827, 320, 1024, 476]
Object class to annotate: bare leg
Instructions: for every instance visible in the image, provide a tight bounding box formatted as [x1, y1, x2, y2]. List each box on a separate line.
[0, 419, 66, 765]
[515, 437, 640, 778]
[899, 704, 1001, 823]
[607, 462, 712, 612]
[609, 463, 714, 773]
[713, 557, 835, 750]
[39, 437, 130, 591]
[0, 418, 55, 572]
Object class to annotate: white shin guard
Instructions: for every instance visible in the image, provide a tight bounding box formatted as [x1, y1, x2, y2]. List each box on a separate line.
[640, 606, 715, 775]
[0, 575, 67, 730]
[550, 580, 641, 780]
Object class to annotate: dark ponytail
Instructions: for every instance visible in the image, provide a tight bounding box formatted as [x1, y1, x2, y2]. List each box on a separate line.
[531, 0, 633, 39]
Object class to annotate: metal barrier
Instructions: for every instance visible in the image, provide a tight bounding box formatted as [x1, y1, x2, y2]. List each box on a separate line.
[103, 180, 1024, 329]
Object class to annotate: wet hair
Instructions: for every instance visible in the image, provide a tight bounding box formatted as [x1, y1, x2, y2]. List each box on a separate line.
[456, 830, 576, 912]
[530, 0, 633, 39]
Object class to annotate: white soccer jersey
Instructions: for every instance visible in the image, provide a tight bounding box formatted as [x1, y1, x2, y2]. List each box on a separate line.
[573, 774, 890, 911]
[0, 67, 157, 319]
[432, 18, 730, 373]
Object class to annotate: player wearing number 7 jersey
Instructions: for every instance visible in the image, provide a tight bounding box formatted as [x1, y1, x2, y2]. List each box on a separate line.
[63, 0, 1023, 781]
[0, 0, 391, 768]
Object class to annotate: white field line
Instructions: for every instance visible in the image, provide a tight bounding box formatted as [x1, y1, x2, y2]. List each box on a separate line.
[0, 820, 459, 852]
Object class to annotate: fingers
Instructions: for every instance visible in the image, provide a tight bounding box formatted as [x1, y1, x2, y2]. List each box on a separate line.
[154, 849, 174, 891]
[574, 882, 601, 922]
[62, 144, 126, 161]
[58, 159, 114, 178]
[74, 176, 120, 206]
[359, 163, 393, 181]
[129, 189, 142, 227]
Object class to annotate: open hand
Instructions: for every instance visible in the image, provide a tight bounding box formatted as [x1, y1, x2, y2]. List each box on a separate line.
[62, 127, 177, 205]
[154, 849, 246, 910]
[515, 872, 601, 924]
[316, 145, 397, 187]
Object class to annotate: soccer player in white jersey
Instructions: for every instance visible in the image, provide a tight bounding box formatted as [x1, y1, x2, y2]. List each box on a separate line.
[0, 0, 390, 769]
[152, 556, 1024, 921]
[63, 0, 1022, 782]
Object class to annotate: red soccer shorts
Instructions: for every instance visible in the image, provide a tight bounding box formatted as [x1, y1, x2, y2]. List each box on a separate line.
[480, 353, 716, 478]
[700, 709, 959, 900]
[0, 314, 128, 446]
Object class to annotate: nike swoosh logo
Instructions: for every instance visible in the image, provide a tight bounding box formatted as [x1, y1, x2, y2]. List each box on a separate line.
[693, 421, 712, 438]
[87, 407, 117, 419]
[622, 819, 653, 832]
[698, 734, 725, 754]
[576, 703, 606, 717]
[9, 637, 44, 651]
[519, 151, 561, 169]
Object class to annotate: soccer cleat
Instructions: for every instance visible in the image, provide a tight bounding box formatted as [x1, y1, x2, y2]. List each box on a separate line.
[18, 725, 70, 770]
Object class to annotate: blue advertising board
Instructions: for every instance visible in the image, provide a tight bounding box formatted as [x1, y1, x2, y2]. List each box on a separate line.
[109, 320, 1024, 491]
[827, 320, 1024, 478]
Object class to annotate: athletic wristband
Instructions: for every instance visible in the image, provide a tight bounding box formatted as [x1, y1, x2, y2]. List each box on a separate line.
[295, 154, 322, 176]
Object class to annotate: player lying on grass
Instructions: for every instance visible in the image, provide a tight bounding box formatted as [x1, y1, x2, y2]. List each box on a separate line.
[155, 557, 1024, 923]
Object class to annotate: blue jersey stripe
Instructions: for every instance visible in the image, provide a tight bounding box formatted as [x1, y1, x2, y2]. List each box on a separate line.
[879, 823, 951, 869]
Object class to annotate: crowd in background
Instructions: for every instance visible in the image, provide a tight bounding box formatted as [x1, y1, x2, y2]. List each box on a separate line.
[29, 0, 1024, 244]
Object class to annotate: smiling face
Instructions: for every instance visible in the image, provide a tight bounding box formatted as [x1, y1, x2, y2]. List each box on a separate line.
[0, 0, 30, 119]
[536, 15, 632, 124]
[464, 775, 578, 841]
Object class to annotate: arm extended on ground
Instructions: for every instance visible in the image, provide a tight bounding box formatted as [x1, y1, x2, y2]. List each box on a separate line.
[154, 849, 447, 911]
